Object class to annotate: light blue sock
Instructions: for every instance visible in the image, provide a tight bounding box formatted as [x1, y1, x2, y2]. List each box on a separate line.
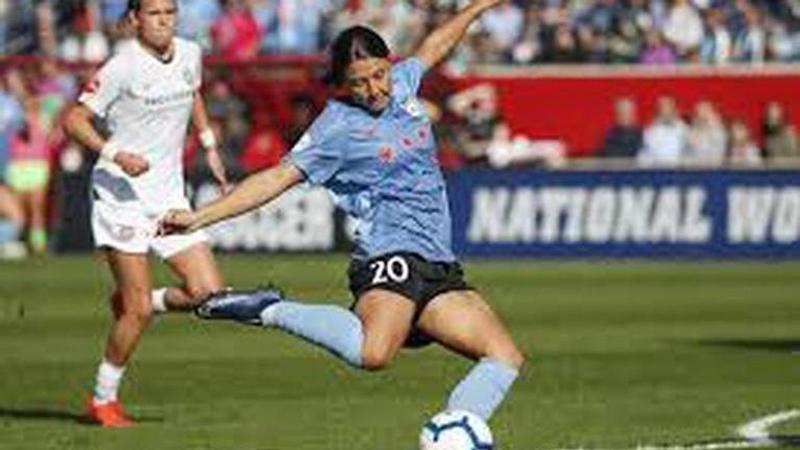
[261, 301, 363, 367]
[446, 357, 519, 421]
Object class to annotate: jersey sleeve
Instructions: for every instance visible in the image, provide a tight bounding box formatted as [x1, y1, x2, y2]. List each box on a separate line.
[78, 54, 127, 118]
[391, 57, 426, 98]
[284, 106, 346, 186]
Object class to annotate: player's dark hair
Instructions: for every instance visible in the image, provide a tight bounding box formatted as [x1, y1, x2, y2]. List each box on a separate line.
[127, 0, 141, 12]
[328, 26, 390, 86]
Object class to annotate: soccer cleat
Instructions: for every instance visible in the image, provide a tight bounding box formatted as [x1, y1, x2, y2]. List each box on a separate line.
[195, 288, 283, 325]
[84, 396, 134, 428]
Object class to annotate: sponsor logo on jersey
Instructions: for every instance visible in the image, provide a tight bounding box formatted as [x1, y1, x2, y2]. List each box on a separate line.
[182, 68, 194, 87]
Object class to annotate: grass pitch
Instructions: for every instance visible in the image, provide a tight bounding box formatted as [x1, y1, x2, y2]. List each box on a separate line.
[0, 255, 798, 450]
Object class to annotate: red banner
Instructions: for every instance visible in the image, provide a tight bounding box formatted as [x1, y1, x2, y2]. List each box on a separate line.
[453, 66, 800, 156]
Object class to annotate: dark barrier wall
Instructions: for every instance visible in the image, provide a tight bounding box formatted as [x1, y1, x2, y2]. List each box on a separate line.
[447, 168, 800, 258]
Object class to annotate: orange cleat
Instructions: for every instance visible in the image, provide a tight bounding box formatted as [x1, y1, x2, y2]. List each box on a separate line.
[84, 396, 134, 428]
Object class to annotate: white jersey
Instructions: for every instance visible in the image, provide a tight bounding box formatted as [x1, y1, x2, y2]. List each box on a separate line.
[79, 37, 202, 215]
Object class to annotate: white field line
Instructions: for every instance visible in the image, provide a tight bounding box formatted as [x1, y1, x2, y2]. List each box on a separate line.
[551, 409, 800, 450]
[736, 409, 800, 442]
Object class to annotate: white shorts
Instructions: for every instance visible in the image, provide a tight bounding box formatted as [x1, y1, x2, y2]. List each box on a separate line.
[91, 197, 208, 260]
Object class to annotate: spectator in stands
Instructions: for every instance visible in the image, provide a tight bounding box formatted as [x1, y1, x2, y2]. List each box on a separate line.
[7, 97, 51, 254]
[728, 118, 762, 165]
[0, 177, 25, 259]
[0, 73, 26, 259]
[211, 0, 260, 60]
[480, 0, 524, 60]
[36, 59, 78, 134]
[447, 83, 501, 161]
[602, 97, 643, 159]
[239, 111, 284, 173]
[284, 93, 316, 148]
[639, 28, 677, 65]
[0, 75, 24, 176]
[511, 7, 542, 64]
[699, 6, 732, 64]
[733, 5, 766, 63]
[58, 1, 111, 62]
[607, 6, 646, 63]
[206, 77, 248, 122]
[663, 0, 703, 58]
[638, 95, 688, 166]
[546, 24, 586, 63]
[576, 23, 609, 63]
[254, 0, 332, 55]
[685, 100, 727, 166]
[177, 0, 221, 51]
[762, 101, 799, 160]
[35, 0, 59, 58]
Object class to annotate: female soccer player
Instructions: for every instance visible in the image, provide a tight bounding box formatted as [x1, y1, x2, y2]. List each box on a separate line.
[161, 0, 524, 422]
[63, 0, 228, 427]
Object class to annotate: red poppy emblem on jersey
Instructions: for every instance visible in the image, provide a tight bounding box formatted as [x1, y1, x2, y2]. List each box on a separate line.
[378, 146, 394, 163]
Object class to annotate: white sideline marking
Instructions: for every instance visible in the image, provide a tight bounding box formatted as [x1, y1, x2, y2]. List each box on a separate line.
[737, 409, 800, 442]
[553, 409, 800, 450]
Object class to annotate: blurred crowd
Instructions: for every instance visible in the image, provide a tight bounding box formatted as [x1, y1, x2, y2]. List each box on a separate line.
[601, 96, 799, 165]
[2, 0, 800, 67]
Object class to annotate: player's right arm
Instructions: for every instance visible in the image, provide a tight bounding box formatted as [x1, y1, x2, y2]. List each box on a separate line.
[63, 104, 149, 177]
[159, 162, 305, 234]
[63, 55, 150, 177]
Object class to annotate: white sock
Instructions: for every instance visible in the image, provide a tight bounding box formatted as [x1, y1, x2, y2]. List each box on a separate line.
[93, 358, 125, 404]
[151, 288, 168, 313]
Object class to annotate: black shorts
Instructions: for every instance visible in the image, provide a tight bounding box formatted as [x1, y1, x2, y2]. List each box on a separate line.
[347, 252, 472, 347]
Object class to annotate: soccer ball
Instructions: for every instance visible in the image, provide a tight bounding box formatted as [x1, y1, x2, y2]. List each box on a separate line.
[419, 410, 494, 450]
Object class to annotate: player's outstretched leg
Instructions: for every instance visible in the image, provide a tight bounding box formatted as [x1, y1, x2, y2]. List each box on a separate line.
[196, 288, 365, 367]
[417, 290, 525, 421]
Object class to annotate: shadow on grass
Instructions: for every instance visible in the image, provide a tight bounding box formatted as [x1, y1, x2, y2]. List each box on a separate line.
[773, 435, 800, 447]
[0, 406, 164, 425]
[695, 339, 800, 353]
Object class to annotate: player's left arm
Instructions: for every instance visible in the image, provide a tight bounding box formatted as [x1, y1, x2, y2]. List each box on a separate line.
[159, 161, 305, 235]
[191, 92, 229, 193]
[413, 0, 505, 71]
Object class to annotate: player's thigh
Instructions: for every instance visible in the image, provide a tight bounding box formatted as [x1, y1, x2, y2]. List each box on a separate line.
[103, 249, 154, 319]
[417, 290, 524, 369]
[165, 241, 224, 299]
[354, 288, 417, 369]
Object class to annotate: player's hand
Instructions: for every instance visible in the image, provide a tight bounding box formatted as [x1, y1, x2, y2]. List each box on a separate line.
[157, 209, 197, 236]
[114, 152, 150, 177]
[205, 147, 230, 194]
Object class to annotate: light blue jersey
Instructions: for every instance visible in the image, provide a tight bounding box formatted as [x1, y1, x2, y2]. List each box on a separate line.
[287, 58, 455, 262]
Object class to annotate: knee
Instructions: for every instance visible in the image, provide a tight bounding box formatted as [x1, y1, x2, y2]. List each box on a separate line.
[360, 345, 396, 371]
[114, 289, 154, 324]
[487, 341, 527, 372]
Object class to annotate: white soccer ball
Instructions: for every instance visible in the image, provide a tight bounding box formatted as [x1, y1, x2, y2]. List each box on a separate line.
[419, 410, 494, 450]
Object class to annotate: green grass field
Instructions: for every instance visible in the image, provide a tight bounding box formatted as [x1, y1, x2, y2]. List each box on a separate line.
[0, 255, 798, 450]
